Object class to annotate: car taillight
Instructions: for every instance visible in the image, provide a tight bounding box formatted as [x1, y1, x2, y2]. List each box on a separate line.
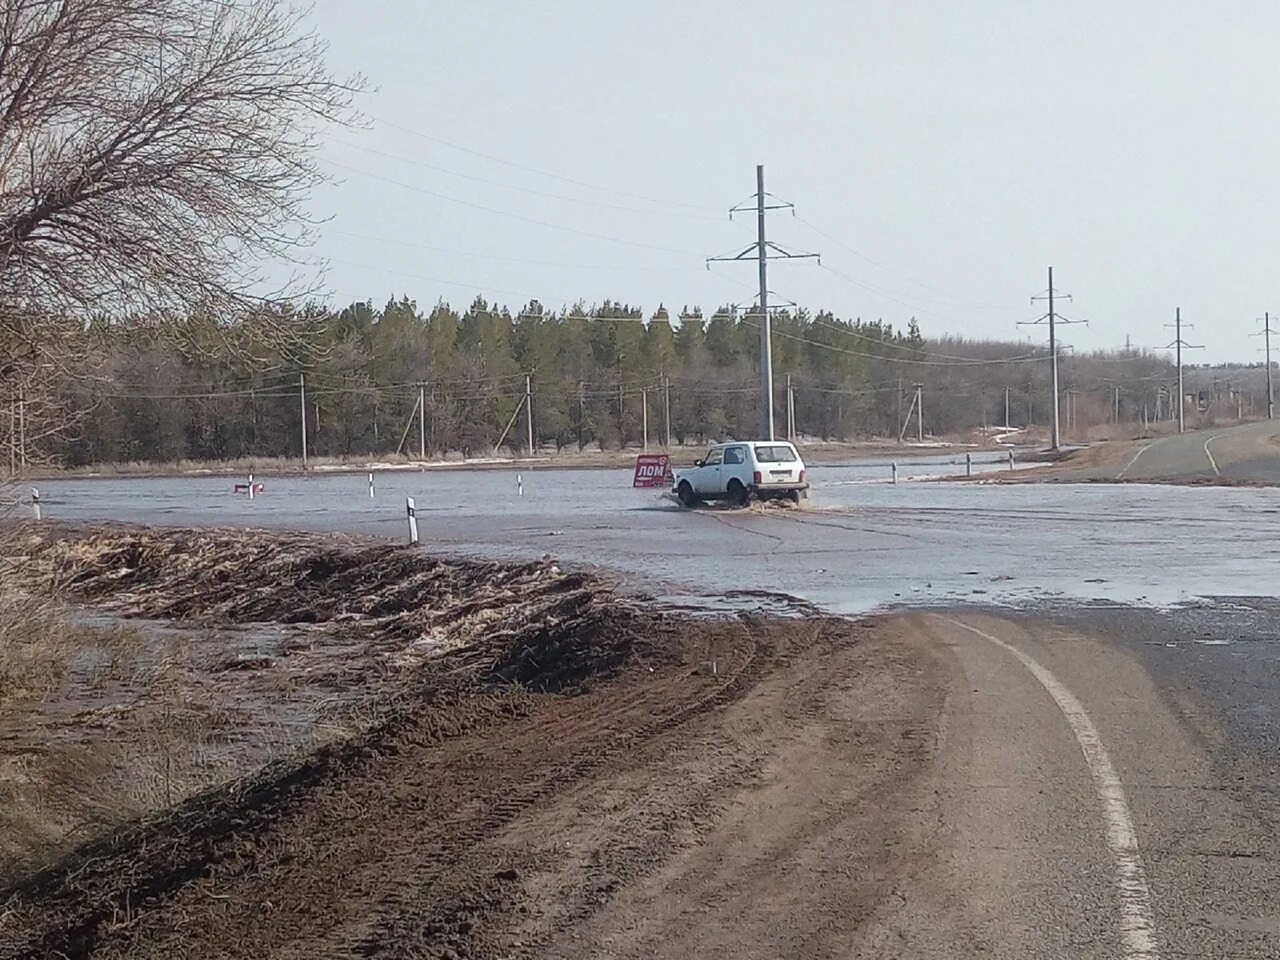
[753, 470, 762, 484]
[799, 469, 806, 483]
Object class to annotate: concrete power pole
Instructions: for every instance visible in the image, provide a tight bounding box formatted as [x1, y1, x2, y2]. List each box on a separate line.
[299, 373, 308, 465]
[785, 373, 795, 440]
[915, 383, 924, 442]
[418, 382, 427, 460]
[708, 166, 819, 440]
[1255, 313, 1276, 420]
[1004, 386, 1010, 429]
[663, 373, 672, 447]
[525, 373, 534, 455]
[641, 387, 649, 451]
[754, 165, 772, 440]
[1022, 267, 1080, 451]
[1165, 308, 1203, 434]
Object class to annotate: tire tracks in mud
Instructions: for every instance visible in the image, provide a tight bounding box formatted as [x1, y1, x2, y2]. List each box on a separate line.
[5, 615, 788, 960]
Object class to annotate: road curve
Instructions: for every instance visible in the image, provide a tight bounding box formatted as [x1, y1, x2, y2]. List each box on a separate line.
[1057, 419, 1280, 483]
[544, 612, 1280, 958]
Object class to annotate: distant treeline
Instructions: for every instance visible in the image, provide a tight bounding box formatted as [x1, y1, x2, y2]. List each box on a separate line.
[14, 294, 1264, 466]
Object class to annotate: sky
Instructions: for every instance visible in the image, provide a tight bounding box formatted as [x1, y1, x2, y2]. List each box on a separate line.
[302, 1, 1280, 364]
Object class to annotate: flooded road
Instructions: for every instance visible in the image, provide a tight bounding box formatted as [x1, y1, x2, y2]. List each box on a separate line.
[30, 452, 1280, 613]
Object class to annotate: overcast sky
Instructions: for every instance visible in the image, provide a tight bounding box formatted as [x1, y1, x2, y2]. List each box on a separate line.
[304, 1, 1280, 364]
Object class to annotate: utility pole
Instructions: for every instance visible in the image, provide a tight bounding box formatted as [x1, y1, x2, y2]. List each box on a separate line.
[1165, 307, 1203, 433]
[785, 373, 795, 440]
[1255, 312, 1276, 420]
[641, 387, 649, 451]
[418, 382, 427, 460]
[1004, 386, 1010, 430]
[708, 166, 819, 440]
[299, 373, 308, 465]
[1113, 385, 1120, 425]
[663, 373, 672, 447]
[525, 372, 534, 455]
[897, 378, 904, 442]
[915, 383, 924, 442]
[1022, 267, 1081, 451]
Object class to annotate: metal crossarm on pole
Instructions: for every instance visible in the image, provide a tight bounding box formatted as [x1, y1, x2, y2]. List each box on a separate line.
[707, 166, 820, 440]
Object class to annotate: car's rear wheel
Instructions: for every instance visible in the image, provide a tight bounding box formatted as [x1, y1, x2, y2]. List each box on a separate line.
[788, 489, 802, 505]
[677, 481, 699, 508]
[727, 479, 749, 507]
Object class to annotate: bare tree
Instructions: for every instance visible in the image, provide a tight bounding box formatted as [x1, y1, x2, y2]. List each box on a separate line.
[0, 0, 360, 320]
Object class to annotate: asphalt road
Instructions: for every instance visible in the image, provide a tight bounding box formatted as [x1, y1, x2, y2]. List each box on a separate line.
[1064, 418, 1280, 483]
[874, 612, 1280, 959]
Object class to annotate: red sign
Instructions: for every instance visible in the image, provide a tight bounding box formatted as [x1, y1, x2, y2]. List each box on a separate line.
[633, 454, 671, 488]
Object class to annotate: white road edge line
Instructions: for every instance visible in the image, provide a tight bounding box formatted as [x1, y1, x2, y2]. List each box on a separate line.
[1116, 442, 1153, 480]
[1203, 435, 1222, 476]
[943, 617, 1159, 960]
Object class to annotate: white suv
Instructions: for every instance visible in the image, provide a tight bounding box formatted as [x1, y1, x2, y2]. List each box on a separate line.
[673, 441, 808, 507]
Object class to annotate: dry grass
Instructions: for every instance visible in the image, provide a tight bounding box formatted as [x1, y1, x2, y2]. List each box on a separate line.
[0, 587, 328, 883]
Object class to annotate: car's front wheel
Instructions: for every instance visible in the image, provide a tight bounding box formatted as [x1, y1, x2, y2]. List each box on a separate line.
[677, 480, 699, 508]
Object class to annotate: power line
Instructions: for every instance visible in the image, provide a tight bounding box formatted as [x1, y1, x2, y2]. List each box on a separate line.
[330, 137, 722, 222]
[795, 216, 1020, 311]
[327, 229, 694, 274]
[320, 158, 703, 257]
[366, 115, 720, 214]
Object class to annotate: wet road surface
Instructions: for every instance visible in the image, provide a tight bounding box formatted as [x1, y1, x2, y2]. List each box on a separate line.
[31, 456, 1280, 612]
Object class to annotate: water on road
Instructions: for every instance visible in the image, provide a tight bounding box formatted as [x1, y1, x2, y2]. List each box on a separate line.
[29, 453, 1280, 614]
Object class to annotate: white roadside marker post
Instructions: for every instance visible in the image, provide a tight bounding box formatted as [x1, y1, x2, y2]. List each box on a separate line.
[247, 473, 255, 501]
[31, 487, 40, 521]
[406, 497, 419, 545]
[1009, 449, 1015, 471]
[517, 473, 523, 497]
[368, 472, 375, 498]
[966, 452, 973, 477]
[892, 462, 898, 485]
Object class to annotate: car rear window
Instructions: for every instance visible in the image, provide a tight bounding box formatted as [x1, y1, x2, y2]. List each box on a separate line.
[754, 444, 798, 463]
